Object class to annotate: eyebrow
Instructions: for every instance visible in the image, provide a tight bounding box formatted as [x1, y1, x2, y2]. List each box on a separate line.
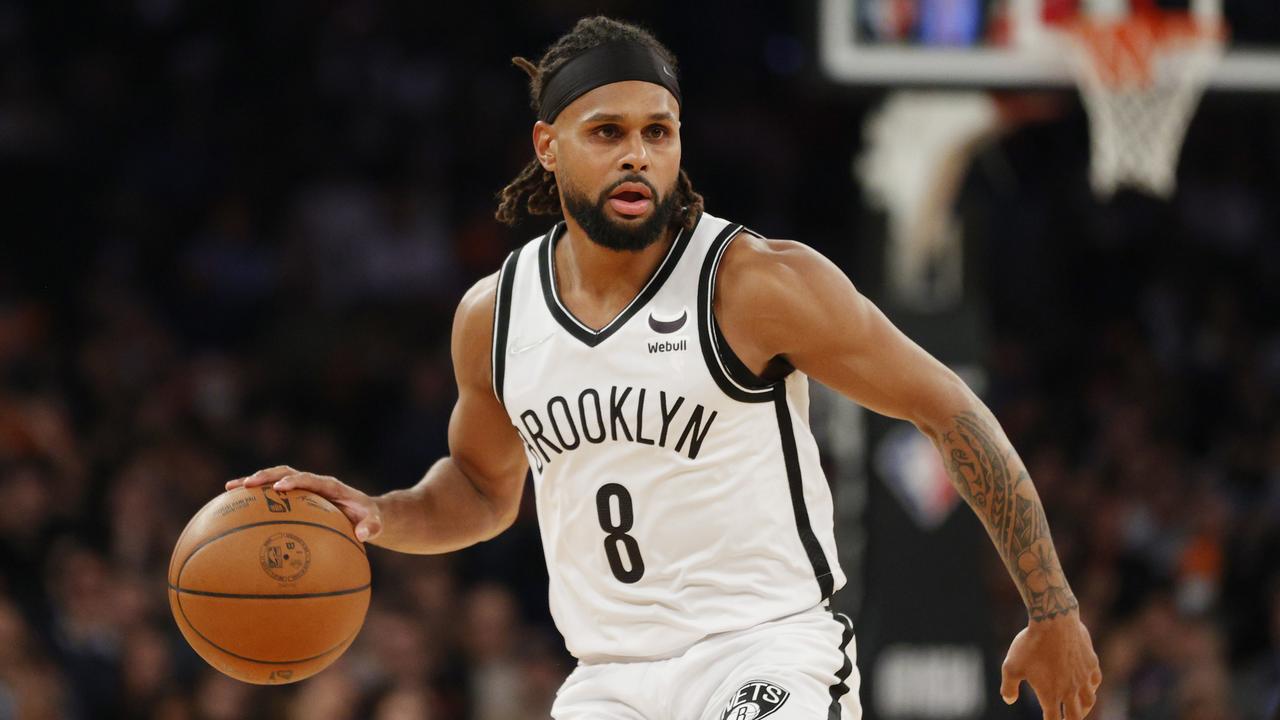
[583, 112, 677, 123]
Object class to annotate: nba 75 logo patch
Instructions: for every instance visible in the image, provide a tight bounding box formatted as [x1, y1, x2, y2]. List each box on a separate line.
[720, 679, 790, 720]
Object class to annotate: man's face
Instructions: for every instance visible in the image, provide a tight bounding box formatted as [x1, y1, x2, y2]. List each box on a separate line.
[535, 81, 682, 252]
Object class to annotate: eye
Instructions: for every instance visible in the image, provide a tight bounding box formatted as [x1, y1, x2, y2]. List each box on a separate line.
[644, 125, 669, 140]
[595, 124, 621, 139]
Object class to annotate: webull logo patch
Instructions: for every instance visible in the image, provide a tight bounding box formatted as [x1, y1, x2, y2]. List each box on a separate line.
[647, 337, 688, 354]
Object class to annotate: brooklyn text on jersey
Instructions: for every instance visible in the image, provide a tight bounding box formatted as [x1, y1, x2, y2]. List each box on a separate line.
[514, 385, 718, 470]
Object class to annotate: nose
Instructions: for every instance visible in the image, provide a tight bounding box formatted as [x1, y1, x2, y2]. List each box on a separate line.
[619, 130, 649, 173]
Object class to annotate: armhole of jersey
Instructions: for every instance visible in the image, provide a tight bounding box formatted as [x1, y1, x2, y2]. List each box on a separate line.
[491, 249, 520, 406]
[696, 224, 777, 404]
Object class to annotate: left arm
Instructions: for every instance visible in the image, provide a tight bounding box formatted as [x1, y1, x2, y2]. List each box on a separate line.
[929, 408, 1076, 621]
[716, 233, 1102, 720]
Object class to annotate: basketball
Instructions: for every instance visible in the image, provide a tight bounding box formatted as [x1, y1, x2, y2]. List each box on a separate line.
[167, 487, 371, 684]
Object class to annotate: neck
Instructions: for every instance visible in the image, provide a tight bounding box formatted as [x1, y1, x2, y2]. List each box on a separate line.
[555, 216, 677, 303]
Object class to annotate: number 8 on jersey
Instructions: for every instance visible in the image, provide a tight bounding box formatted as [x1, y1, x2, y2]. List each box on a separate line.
[596, 483, 645, 583]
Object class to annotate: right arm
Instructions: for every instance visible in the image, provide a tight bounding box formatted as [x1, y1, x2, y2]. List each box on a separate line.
[227, 273, 530, 554]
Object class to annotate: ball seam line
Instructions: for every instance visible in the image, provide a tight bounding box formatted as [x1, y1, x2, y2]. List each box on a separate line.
[167, 582, 371, 600]
[170, 585, 363, 666]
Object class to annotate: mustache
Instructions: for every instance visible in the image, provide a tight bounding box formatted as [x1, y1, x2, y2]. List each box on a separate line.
[599, 175, 660, 203]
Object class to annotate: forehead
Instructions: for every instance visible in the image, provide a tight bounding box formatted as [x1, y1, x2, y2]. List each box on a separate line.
[555, 81, 680, 125]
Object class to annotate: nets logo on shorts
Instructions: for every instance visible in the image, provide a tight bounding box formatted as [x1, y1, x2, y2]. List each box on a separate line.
[720, 679, 790, 720]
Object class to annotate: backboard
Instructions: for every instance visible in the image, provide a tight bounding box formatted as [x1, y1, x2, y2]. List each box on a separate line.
[818, 0, 1280, 89]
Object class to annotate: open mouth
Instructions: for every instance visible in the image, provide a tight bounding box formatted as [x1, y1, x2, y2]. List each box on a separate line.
[607, 183, 653, 217]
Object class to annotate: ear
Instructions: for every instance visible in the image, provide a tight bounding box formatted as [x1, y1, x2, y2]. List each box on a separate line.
[532, 120, 557, 172]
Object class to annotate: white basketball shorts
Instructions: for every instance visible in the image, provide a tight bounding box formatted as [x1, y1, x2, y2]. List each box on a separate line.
[552, 605, 861, 720]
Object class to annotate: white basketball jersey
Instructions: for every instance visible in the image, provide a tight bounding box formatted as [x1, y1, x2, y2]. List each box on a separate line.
[491, 212, 845, 663]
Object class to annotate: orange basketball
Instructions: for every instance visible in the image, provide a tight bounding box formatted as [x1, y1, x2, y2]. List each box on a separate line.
[167, 486, 371, 684]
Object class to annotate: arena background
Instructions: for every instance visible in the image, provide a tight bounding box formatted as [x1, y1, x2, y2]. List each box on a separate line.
[2, 1, 1279, 718]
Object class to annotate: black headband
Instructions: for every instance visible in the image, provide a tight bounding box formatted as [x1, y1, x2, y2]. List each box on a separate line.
[537, 41, 681, 124]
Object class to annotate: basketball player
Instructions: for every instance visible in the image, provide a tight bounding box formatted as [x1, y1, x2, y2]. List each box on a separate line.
[229, 17, 1102, 720]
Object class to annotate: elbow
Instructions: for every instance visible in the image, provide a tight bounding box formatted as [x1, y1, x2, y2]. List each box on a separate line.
[474, 474, 523, 542]
[450, 455, 525, 543]
[486, 500, 521, 540]
[913, 370, 985, 441]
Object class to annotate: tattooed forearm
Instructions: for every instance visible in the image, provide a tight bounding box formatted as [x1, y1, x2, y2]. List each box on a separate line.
[936, 411, 1077, 622]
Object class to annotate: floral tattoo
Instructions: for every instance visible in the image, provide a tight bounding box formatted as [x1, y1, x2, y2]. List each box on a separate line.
[938, 411, 1078, 621]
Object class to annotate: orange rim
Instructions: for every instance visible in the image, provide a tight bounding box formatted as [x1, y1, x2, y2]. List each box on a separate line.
[1062, 11, 1227, 88]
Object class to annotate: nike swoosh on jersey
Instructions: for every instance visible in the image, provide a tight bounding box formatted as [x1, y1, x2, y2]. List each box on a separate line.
[648, 309, 687, 334]
[510, 334, 553, 355]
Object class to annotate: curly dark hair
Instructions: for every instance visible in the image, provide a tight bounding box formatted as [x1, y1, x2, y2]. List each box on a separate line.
[495, 16, 703, 230]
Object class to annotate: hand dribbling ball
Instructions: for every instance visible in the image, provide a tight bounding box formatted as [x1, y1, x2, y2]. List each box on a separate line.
[167, 486, 371, 684]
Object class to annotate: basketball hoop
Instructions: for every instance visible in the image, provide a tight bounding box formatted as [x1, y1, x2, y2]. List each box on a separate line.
[1057, 9, 1226, 198]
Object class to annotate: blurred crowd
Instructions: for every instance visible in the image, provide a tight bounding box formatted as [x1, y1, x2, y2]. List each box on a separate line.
[2, 1, 1279, 719]
[957, 100, 1280, 720]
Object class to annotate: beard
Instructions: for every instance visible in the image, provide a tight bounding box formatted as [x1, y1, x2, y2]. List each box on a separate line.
[561, 175, 680, 253]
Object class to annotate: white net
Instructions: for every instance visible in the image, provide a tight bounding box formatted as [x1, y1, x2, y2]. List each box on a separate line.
[1059, 14, 1225, 198]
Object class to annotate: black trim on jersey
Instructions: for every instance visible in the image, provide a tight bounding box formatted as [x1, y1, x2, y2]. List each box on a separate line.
[828, 611, 855, 719]
[491, 249, 520, 405]
[537, 215, 698, 348]
[711, 317, 795, 388]
[716, 224, 794, 386]
[697, 223, 774, 403]
[773, 384, 835, 599]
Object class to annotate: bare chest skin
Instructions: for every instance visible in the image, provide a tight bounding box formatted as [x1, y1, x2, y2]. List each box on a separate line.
[555, 283, 640, 331]
[552, 229, 675, 332]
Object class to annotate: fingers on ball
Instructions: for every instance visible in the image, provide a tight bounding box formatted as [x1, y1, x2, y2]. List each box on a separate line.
[237, 466, 293, 488]
[275, 472, 324, 492]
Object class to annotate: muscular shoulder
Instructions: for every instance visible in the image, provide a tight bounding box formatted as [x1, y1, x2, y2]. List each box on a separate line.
[452, 272, 500, 387]
[716, 232, 826, 301]
[715, 230, 862, 363]
[716, 232, 840, 324]
[455, 272, 499, 328]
